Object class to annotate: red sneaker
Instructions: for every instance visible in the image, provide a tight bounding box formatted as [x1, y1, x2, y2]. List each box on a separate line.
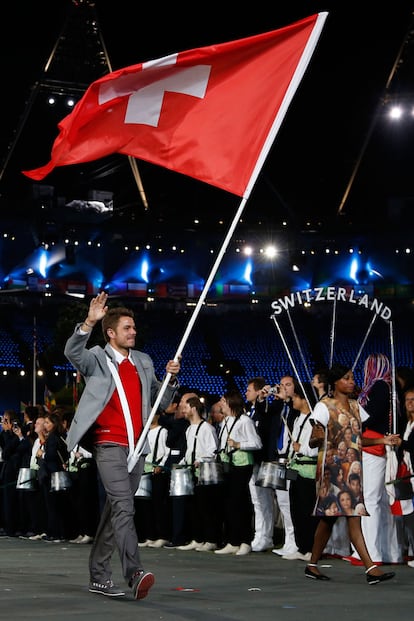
[130, 571, 155, 600]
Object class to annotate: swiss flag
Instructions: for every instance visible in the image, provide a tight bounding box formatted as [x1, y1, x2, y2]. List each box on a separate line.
[23, 13, 327, 198]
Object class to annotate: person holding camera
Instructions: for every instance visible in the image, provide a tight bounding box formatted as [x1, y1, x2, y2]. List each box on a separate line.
[245, 377, 275, 553]
[261, 375, 299, 558]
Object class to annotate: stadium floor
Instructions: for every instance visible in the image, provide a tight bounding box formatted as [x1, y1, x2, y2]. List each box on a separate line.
[0, 536, 412, 621]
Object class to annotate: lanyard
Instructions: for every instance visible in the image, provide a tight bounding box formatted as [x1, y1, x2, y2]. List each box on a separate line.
[106, 357, 135, 468]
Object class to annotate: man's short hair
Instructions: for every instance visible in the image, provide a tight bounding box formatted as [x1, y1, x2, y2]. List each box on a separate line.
[247, 377, 266, 391]
[102, 307, 134, 342]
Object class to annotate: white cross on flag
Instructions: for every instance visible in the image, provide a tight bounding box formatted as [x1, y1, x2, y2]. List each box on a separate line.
[23, 12, 327, 199]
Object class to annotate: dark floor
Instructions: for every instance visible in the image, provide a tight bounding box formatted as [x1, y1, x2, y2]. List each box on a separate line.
[0, 537, 412, 621]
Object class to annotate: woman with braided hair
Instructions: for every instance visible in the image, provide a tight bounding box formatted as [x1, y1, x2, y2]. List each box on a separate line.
[347, 353, 402, 565]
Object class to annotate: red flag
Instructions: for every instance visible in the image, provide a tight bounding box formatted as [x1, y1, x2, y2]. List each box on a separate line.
[23, 13, 327, 198]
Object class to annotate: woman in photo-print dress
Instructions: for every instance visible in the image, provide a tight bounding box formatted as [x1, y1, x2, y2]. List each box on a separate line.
[305, 364, 398, 583]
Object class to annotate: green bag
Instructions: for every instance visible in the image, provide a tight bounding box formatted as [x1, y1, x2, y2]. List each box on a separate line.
[288, 455, 317, 480]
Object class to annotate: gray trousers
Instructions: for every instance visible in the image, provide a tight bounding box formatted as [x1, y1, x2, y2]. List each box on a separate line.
[89, 444, 145, 584]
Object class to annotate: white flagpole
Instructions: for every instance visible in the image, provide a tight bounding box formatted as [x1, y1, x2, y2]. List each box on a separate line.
[129, 12, 328, 471]
[389, 320, 397, 433]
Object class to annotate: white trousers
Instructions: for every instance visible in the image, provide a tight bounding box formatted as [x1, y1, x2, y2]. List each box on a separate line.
[274, 482, 298, 553]
[351, 451, 401, 563]
[249, 464, 275, 546]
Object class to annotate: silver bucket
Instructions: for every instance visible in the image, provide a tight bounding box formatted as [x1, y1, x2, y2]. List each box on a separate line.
[50, 470, 72, 492]
[169, 466, 194, 496]
[255, 460, 288, 491]
[135, 473, 152, 498]
[16, 467, 38, 491]
[198, 460, 224, 485]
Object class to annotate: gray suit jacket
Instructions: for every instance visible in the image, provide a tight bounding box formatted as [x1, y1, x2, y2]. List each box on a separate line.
[64, 324, 177, 452]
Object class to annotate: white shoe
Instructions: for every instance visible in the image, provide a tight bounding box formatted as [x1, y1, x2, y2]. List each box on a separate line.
[148, 538, 168, 548]
[407, 560, 414, 568]
[79, 535, 94, 544]
[282, 551, 311, 561]
[236, 543, 251, 556]
[196, 542, 217, 552]
[69, 535, 83, 544]
[177, 540, 202, 551]
[215, 543, 240, 555]
[138, 539, 154, 548]
[251, 541, 273, 552]
[272, 547, 298, 556]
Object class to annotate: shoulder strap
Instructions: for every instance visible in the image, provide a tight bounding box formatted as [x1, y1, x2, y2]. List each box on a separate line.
[153, 427, 163, 464]
[106, 356, 134, 465]
[296, 413, 310, 441]
[219, 416, 237, 442]
[191, 420, 205, 464]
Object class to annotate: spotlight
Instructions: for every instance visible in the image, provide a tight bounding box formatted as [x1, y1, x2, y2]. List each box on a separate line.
[388, 105, 403, 120]
[264, 245, 277, 258]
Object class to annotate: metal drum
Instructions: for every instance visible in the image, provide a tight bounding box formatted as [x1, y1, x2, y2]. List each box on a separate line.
[255, 459, 288, 491]
[198, 460, 224, 485]
[169, 466, 194, 496]
[135, 472, 152, 498]
[50, 470, 72, 492]
[16, 467, 38, 491]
